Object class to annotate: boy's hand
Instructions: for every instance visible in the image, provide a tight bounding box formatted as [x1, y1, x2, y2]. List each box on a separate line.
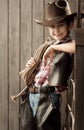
[43, 45, 54, 65]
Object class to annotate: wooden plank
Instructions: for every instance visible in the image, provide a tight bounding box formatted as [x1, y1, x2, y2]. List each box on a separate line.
[71, 29, 84, 45]
[75, 29, 84, 45]
[44, 0, 53, 40]
[33, 0, 44, 54]
[20, 0, 32, 89]
[75, 29, 84, 130]
[9, 0, 20, 130]
[69, 0, 77, 12]
[0, 0, 8, 130]
[75, 47, 84, 129]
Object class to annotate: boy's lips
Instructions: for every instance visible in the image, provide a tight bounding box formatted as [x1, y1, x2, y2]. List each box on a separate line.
[56, 33, 62, 37]
[53, 33, 62, 37]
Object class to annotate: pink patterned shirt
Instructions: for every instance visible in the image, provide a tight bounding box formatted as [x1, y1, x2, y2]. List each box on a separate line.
[34, 59, 50, 87]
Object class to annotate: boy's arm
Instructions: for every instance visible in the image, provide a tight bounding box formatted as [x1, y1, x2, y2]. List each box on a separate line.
[43, 40, 75, 64]
[52, 40, 75, 53]
[25, 37, 53, 67]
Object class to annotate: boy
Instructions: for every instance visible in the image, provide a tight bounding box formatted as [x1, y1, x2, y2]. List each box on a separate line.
[11, 0, 77, 130]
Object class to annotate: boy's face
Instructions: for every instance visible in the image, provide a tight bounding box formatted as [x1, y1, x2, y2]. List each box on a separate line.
[48, 21, 69, 41]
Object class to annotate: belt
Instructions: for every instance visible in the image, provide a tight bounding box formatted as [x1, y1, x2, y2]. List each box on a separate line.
[29, 85, 68, 94]
[29, 86, 55, 94]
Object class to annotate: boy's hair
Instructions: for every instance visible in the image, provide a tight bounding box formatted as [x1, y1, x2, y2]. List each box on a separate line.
[65, 16, 77, 28]
[61, 17, 77, 34]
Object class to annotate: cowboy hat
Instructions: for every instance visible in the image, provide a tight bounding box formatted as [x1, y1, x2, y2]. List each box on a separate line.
[34, 0, 77, 26]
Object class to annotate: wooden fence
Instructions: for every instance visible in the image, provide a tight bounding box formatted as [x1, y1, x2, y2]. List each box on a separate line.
[0, 0, 76, 130]
[0, 0, 53, 130]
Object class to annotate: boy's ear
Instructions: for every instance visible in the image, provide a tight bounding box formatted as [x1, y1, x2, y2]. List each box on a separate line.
[69, 18, 77, 29]
[69, 22, 74, 29]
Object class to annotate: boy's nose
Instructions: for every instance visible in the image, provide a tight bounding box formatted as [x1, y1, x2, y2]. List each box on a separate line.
[52, 28, 59, 35]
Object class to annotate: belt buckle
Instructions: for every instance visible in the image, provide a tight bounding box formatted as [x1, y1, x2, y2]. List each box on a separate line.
[29, 85, 35, 93]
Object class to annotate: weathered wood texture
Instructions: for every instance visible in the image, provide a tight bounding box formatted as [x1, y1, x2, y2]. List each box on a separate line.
[0, 0, 53, 130]
[8, 0, 20, 130]
[0, 0, 8, 130]
[0, 0, 78, 130]
[75, 29, 84, 130]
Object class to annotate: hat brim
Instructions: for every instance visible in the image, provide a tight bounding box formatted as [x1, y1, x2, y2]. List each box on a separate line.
[34, 13, 77, 26]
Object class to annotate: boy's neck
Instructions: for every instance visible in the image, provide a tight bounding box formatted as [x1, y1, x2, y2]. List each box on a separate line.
[57, 34, 71, 42]
[53, 34, 71, 45]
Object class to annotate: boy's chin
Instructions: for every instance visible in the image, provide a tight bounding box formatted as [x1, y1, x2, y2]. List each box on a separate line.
[53, 37, 62, 41]
[53, 35, 67, 41]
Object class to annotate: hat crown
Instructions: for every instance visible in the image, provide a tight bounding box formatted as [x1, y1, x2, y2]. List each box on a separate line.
[34, 0, 77, 26]
[46, 0, 71, 20]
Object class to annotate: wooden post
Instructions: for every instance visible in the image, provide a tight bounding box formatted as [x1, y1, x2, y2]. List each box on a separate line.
[75, 29, 84, 130]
